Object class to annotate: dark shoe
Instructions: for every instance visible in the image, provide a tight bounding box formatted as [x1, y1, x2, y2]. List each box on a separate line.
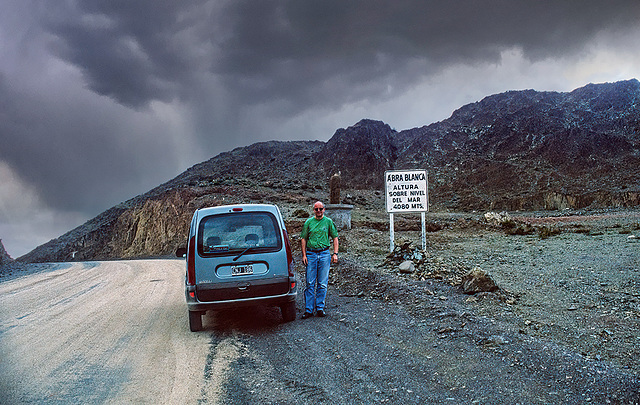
[316, 310, 326, 317]
[301, 312, 313, 319]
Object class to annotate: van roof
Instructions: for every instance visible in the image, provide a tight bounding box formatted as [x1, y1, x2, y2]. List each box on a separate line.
[196, 203, 280, 216]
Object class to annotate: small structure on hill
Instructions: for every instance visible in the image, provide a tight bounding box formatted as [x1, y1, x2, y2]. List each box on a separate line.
[324, 172, 353, 230]
[329, 172, 341, 204]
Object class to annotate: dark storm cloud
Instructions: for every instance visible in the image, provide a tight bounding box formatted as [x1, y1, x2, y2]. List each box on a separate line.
[45, 0, 207, 108]
[1, 0, 639, 257]
[0, 72, 178, 213]
[5, 0, 638, 211]
[215, 0, 639, 108]
[43, 0, 640, 110]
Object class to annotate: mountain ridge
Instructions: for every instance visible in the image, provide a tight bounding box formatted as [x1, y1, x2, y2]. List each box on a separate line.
[18, 79, 640, 262]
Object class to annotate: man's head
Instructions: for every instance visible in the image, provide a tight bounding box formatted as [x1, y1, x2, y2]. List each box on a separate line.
[313, 201, 325, 219]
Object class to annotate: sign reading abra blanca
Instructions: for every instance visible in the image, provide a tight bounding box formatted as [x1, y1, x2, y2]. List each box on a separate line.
[385, 170, 429, 213]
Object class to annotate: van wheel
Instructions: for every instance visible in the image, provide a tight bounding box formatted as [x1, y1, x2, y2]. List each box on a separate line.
[280, 302, 296, 322]
[188, 311, 203, 332]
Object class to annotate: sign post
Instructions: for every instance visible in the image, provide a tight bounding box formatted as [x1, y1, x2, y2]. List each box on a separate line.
[384, 169, 429, 252]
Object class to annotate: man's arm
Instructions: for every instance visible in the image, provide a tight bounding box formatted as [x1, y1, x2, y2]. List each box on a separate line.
[301, 238, 308, 265]
[331, 237, 339, 263]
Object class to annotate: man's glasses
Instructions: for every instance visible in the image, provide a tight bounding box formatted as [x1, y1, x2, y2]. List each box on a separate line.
[314, 207, 324, 211]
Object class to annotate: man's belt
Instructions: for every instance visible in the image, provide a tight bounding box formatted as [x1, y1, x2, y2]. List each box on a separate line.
[307, 247, 329, 253]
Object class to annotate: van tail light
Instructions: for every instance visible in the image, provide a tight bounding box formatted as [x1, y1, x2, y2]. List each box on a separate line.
[283, 229, 295, 277]
[186, 235, 196, 285]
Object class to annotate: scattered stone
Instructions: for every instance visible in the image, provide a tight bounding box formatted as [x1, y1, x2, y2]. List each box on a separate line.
[461, 267, 499, 294]
[382, 241, 471, 285]
[398, 260, 415, 274]
[481, 335, 510, 347]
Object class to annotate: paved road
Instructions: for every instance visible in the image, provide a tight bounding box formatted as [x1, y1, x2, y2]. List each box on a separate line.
[1, 259, 638, 404]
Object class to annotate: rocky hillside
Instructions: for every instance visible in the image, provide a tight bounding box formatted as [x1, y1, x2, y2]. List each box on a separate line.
[396, 80, 640, 209]
[18, 79, 640, 262]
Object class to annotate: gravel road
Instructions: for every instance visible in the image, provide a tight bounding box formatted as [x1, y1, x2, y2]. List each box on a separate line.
[1, 210, 639, 405]
[0, 260, 209, 404]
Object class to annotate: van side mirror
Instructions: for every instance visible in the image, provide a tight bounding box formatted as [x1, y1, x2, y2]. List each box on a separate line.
[176, 247, 187, 258]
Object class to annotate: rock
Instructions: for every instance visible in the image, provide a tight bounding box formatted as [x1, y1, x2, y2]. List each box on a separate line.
[292, 209, 309, 218]
[398, 260, 415, 274]
[481, 335, 510, 347]
[484, 211, 513, 226]
[0, 239, 24, 275]
[0, 239, 13, 266]
[461, 267, 499, 294]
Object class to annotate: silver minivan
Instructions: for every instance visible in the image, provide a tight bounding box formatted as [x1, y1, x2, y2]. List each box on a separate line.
[176, 204, 297, 331]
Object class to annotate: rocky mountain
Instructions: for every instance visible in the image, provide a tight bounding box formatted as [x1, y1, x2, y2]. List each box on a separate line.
[18, 79, 640, 262]
[396, 80, 640, 209]
[1, 240, 13, 266]
[0, 239, 27, 275]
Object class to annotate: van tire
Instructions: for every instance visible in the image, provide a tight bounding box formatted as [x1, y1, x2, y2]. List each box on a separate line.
[189, 311, 203, 332]
[280, 302, 296, 322]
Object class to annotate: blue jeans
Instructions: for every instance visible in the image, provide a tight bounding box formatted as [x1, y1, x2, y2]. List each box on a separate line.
[304, 249, 331, 313]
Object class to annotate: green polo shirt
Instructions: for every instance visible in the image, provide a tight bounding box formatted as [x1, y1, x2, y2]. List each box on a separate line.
[300, 216, 338, 250]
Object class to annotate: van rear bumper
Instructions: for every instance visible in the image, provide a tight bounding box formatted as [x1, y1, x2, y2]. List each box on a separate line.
[185, 276, 297, 312]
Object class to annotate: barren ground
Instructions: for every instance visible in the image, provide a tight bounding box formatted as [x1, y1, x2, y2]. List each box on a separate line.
[335, 209, 640, 373]
[2, 208, 639, 404]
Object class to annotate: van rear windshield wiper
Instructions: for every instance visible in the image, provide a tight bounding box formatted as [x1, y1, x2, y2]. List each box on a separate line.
[233, 247, 254, 261]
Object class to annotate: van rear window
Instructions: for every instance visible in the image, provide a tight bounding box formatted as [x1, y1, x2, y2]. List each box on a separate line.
[197, 211, 281, 256]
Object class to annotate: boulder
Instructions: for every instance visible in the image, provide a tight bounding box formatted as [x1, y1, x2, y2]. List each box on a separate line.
[484, 211, 513, 226]
[461, 267, 499, 294]
[398, 260, 415, 274]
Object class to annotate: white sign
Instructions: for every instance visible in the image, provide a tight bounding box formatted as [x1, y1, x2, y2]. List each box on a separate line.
[385, 169, 428, 213]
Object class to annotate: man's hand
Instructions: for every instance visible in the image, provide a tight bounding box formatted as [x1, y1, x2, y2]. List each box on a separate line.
[302, 255, 308, 266]
[331, 253, 338, 264]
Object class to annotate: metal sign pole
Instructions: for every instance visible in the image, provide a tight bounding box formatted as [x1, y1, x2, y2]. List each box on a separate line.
[421, 211, 426, 250]
[389, 213, 395, 252]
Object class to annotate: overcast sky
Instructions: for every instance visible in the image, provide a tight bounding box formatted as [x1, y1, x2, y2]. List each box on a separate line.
[1, 0, 639, 257]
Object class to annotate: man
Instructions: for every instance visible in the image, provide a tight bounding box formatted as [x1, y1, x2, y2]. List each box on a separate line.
[300, 201, 339, 318]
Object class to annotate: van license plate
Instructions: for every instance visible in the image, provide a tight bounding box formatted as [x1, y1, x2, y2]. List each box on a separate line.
[231, 264, 253, 276]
